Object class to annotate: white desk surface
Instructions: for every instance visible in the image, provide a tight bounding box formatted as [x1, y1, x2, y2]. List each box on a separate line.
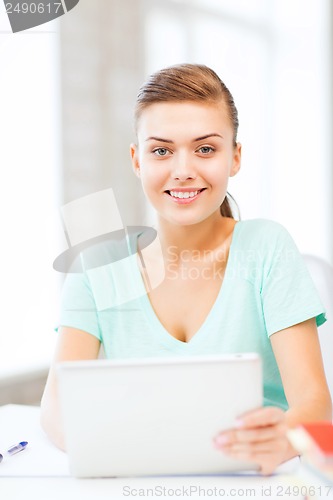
[0, 404, 330, 500]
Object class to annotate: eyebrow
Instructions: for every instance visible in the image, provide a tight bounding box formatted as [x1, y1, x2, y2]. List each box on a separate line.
[145, 133, 224, 143]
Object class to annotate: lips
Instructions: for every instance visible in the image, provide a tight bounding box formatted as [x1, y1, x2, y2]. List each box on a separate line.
[164, 188, 206, 199]
[164, 188, 207, 205]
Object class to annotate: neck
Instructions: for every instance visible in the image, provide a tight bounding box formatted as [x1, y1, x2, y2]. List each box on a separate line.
[156, 211, 235, 257]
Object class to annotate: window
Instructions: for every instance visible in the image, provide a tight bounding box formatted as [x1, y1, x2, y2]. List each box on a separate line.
[0, 13, 61, 376]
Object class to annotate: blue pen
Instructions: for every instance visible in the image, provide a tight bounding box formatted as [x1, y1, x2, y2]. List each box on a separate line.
[7, 441, 28, 456]
[0, 454, 3, 463]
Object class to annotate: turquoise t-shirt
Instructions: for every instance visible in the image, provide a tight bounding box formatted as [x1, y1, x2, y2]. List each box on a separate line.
[57, 218, 326, 410]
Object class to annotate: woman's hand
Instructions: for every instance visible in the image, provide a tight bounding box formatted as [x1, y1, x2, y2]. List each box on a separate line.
[213, 407, 297, 475]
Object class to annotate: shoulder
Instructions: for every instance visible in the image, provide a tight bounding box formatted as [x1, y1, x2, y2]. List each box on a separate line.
[232, 219, 300, 278]
[237, 218, 289, 235]
[235, 218, 294, 248]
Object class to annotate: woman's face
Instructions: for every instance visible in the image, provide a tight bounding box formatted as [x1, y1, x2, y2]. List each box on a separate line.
[130, 100, 241, 227]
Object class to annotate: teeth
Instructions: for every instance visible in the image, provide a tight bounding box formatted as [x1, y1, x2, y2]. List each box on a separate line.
[170, 190, 199, 199]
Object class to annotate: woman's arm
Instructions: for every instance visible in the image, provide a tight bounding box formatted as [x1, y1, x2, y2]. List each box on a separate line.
[271, 317, 332, 424]
[214, 318, 332, 474]
[40, 326, 101, 451]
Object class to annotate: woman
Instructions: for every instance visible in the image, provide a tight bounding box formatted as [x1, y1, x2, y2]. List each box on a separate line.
[41, 64, 332, 475]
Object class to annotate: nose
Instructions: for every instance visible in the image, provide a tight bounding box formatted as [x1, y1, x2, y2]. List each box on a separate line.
[171, 152, 197, 181]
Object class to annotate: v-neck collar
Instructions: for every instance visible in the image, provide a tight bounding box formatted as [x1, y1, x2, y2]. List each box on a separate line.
[131, 221, 242, 351]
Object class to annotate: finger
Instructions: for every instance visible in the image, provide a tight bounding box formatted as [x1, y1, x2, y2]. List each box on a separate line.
[221, 449, 279, 476]
[215, 423, 286, 446]
[235, 406, 285, 428]
[217, 437, 287, 454]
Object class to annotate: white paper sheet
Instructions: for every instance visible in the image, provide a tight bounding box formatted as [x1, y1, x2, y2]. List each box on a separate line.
[0, 404, 70, 477]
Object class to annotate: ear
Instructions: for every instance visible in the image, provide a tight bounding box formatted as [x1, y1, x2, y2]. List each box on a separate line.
[230, 142, 241, 177]
[130, 143, 141, 178]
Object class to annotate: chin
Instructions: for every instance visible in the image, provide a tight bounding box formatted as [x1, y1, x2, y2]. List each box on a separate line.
[161, 213, 213, 227]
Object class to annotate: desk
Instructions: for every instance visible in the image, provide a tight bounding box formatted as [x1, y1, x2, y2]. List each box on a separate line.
[0, 405, 331, 500]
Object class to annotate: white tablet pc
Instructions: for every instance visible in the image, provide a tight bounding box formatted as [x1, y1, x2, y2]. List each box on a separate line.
[57, 353, 262, 477]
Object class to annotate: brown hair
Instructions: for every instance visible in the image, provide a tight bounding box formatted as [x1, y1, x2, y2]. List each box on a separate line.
[134, 63, 240, 219]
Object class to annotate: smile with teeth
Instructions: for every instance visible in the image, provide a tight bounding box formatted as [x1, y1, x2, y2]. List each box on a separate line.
[167, 189, 205, 199]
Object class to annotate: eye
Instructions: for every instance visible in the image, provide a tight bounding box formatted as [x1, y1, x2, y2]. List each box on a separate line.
[152, 147, 170, 157]
[197, 146, 215, 155]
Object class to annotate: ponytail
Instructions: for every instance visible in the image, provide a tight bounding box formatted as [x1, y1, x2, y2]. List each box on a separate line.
[220, 192, 240, 220]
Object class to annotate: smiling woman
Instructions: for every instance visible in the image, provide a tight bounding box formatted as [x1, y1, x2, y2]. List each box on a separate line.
[130, 100, 240, 226]
[133, 64, 240, 220]
[41, 63, 331, 475]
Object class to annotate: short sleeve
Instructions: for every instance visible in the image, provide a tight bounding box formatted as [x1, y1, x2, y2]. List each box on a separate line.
[260, 223, 326, 336]
[55, 270, 102, 340]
